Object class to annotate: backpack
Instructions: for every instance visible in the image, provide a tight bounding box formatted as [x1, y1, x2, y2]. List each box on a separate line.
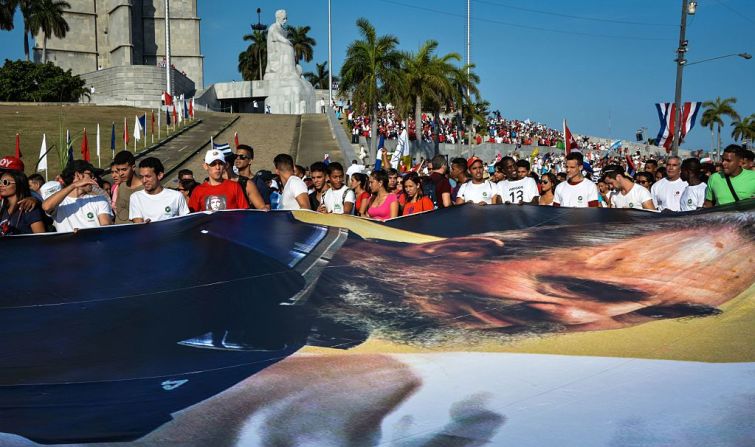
[421, 176, 438, 208]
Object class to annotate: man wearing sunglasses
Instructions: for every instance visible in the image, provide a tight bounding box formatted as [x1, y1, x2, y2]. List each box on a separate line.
[188, 150, 249, 212]
[234, 144, 271, 210]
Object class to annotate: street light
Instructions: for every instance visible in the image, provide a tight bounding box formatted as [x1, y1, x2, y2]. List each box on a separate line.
[671, 0, 695, 157]
[251, 8, 267, 81]
[685, 52, 752, 66]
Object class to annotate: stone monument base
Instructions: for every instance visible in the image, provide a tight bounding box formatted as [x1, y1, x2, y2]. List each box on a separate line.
[261, 77, 316, 115]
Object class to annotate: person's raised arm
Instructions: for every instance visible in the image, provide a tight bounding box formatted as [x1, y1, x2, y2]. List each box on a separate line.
[42, 178, 96, 213]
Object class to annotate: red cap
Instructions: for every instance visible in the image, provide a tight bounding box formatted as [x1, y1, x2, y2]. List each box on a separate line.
[467, 156, 483, 169]
[0, 156, 24, 172]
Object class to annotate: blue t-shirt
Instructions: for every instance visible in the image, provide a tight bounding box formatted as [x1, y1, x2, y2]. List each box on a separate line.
[0, 206, 44, 236]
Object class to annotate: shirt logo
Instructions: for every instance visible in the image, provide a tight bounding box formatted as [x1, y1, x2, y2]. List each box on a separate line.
[687, 199, 693, 205]
[165, 206, 171, 213]
[86, 212, 94, 219]
[577, 195, 583, 202]
[629, 203, 634, 208]
[482, 192, 488, 197]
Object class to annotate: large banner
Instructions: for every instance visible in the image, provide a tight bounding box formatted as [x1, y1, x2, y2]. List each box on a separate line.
[2, 201, 754, 446]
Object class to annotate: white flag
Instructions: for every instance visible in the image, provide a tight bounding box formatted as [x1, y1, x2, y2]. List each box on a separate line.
[38, 133, 47, 172]
[96, 123, 101, 158]
[134, 115, 142, 141]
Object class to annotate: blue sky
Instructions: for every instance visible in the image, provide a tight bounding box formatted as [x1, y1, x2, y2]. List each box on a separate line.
[1, 0, 752, 150]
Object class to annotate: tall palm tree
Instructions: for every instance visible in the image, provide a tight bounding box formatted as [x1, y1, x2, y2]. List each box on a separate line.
[29, 0, 70, 63]
[287, 25, 315, 64]
[401, 40, 459, 151]
[730, 114, 754, 146]
[701, 97, 740, 158]
[1, 0, 35, 60]
[304, 61, 337, 89]
[339, 18, 403, 161]
[0, 0, 15, 31]
[239, 29, 266, 81]
[443, 63, 481, 146]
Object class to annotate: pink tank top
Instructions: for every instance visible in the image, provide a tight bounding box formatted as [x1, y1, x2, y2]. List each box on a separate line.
[367, 193, 398, 221]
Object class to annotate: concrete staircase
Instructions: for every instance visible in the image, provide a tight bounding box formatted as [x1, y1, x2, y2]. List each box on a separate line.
[295, 114, 341, 167]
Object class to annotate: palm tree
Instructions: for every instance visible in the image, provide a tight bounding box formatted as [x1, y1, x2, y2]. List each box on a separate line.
[304, 61, 338, 89]
[287, 25, 315, 64]
[701, 97, 740, 158]
[730, 114, 754, 146]
[29, 0, 70, 63]
[401, 40, 459, 152]
[239, 29, 266, 81]
[444, 63, 481, 146]
[339, 18, 403, 161]
[0, 1, 15, 31]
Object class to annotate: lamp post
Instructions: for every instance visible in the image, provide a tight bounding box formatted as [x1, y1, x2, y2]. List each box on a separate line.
[671, 0, 696, 157]
[328, 0, 333, 106]
[685, 52, 752, 66]
[251, 8, 267, 81]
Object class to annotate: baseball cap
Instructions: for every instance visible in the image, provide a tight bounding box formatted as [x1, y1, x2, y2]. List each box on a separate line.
[204, 149, 226, 165]
[40, 180, 62, 200]
[0, 156, 24, 172]
[467, 156, 483, 168]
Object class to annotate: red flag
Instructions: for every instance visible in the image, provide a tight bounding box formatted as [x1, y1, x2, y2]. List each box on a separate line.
[189, 99, 194, 118]
[562, 120, 580, 155]
[234, 131, 239, 148]
[15, 133, 21, 158]
[81, 128, 90, 161]
[151, 110, 155, 135]
[172, 105, 177, 125]
[162, 91, 173, 106]
[124, 118, 129, 145]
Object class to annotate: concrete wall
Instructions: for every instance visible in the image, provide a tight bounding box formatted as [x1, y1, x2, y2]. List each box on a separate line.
[81, 65, 195, 108]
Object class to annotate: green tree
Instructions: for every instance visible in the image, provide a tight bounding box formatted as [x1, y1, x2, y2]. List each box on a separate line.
[28, 0, 70, 63]
[730, 114, 754, 144]
[287, 25, 315, 64]
[304, 61, 337, 89]
[339, 18, 403, 161]
[239, 29, 267, 81]
[701, 97, 740, 157]
[0, 58, 88, 102]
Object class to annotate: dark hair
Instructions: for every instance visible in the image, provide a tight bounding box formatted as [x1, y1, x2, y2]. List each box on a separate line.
[565, 152, 583, 164]
[61, 160, 95, 186]
[541, 172, 558, 189]
[681, 157, 702, 179]
[113, 150, 135, 166]
[403, 172, 423, 199]
[236, 144, 254, 159]
[644, 159, 658, 167]
[370, 169, 390, 191]
[500, 156, 515, 165]
[556, 172, 567, 181]
[178, 169, 194, 179]
[387, 168, 398, 176]
[516, 159, 531, 170]
[451, 157, 468, 172]
[179, 178, 198, 196]
[274, 153, 294, 172]
[310, 161, 327, 174]
[742, 148, 754, 162]
[351, 172, 368, 191]
[656, 166, 667, 178]
[295, 165, 307, 177]
[635, 172, 654, 187]
[28, 173, 45, 186]
[431, 154, 447, 170]
[328, 162, 344, 175]
[723, 144, 746, 158]
[1, 170, 31, 201]
[138, 157, 165, 175]
[602, 164, 625, 180]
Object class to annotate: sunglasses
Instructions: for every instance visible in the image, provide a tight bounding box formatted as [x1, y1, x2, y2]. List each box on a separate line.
[0, 179, 16, 186]
[540, 180, 549, 184]
[236, 154, 251, 160]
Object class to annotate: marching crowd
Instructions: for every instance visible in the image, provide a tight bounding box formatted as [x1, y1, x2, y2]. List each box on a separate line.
[0, 141, 753, 235]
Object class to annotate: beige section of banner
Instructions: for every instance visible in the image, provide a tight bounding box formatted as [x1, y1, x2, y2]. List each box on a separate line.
[292, 210, 443, 244]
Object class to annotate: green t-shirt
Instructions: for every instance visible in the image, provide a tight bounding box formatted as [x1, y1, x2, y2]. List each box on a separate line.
[705, 170, 755, 205]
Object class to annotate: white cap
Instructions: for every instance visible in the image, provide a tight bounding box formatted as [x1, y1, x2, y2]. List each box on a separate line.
[204, 149, 226, 165]
[40, 181, 62, 200]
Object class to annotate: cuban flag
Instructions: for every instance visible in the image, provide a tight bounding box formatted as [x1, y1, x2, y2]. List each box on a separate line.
[609, 139, 622, 151]
[655, 102, 702, 151]
[212, 140, 233, 158]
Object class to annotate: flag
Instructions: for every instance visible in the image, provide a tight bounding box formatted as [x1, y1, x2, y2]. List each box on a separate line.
[626, 154, 636, 177]
[562, 120, 580, 155]
[66, 129, 73, 166]
[323, 153, 330, 166]
[189, 98, 194, 118]
[96, 123, 101, 162]
[234, 131, 239, 148]
[81, 128, 90, 162]
[124, 117, 129, 146]
[166, 107, 171, 126]
[151, 110, 155, 135]
[609, 139, 622, 151]
[162, 91, 173, 106]
[183, 98, 189, 121]
[110, 122, 116, 155]
[15, 133, 21, 158]
[134, 115, 143, 141]
[138, 114, 146, 142]
[212, 140, 233, 159]
[38, 134, 47, 173]
[172, 105, 177, 125]
[398, 128, 411, 170]
[530, 147, 539, 161]
[654, 102, 702, 152]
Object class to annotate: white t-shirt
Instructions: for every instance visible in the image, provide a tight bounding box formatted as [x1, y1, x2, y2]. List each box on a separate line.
[280, 175, 309, 210]
[680, 183, 708, 211]
[651, 178, 688, 211]
[553, 178, 599, 208]
[457, 180, 498, 204]
[129, 188, 190, 222]
[498, 177, 539, 203]
[52, 194, 112, 233]
[611, 184, 653, 210]
[322, 186, 356, 214]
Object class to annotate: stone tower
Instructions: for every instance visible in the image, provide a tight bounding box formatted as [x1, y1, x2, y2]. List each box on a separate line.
[33, 0, 204, 89]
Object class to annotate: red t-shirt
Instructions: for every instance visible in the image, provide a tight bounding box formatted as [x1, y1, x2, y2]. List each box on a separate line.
[402, 196, 434, 216]
[429, 172, 452, 208]
[355, 191, 371, 212]
[188, 180, 250, 212]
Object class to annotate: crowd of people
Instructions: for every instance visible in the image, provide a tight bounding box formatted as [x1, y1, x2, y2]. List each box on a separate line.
[0, 139, 752, 235]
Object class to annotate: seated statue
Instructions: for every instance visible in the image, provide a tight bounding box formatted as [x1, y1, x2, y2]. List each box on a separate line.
[265, 10, 299, 80]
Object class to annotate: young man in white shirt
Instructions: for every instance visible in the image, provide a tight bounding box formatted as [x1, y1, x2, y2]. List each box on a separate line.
[321, 162, 355, 214]
[129, 157, 189, 223]
[651, 156, 688, 211]
[274, 153, 310, 210]
[602, 164, 655, 211]
[679, 157, 707, 211]
[455, 157, 500, 205]
[498, 159, 540, 204]
[553, 152, 599, 208]
[42, 160, 113, 232]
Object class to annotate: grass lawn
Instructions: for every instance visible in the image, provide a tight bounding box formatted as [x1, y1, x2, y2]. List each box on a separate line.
[0, 103, 187, 178]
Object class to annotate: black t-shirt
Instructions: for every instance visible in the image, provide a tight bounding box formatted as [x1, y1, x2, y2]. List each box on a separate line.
[0, 204, 44, 236]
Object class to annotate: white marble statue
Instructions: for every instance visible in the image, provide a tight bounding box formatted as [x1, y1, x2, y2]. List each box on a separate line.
[265, 10, 300, 80]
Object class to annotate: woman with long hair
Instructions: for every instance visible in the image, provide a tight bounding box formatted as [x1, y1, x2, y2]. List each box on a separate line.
[538, 172, 559, 206]
[366, 170, 399, 221]
[350, 172, 371, 216]
[0, 171, 45, 235]
[401, 172, 434, 216]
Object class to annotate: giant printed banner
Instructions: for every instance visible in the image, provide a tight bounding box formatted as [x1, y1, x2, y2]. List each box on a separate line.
[2, 201, 754, 446]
